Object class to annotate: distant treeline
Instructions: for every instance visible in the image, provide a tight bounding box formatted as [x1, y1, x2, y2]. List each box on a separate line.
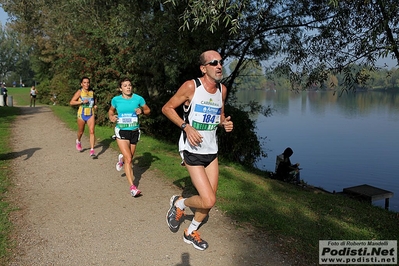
[232, 61, 399, 92]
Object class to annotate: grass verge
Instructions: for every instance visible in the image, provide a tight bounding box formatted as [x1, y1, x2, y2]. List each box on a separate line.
[0, 107, 20, 263]
[3, 99, 399, 265]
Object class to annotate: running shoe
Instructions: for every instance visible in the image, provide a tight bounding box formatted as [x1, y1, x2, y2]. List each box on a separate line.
[90, 149, 95, 157]
[183, 229, 209, 251]
[166, 195, 184, 232]
[130, 185, 141, 197]
[76, 139, 82, 152]
[116, 154, 124, 171]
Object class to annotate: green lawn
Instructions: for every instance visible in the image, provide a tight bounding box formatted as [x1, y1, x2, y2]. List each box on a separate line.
[0, 106, 20, 263]
[6, 87, 31, 106]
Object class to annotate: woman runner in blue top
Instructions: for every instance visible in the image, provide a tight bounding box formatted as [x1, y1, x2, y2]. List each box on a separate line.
[108, 77, 150, 197]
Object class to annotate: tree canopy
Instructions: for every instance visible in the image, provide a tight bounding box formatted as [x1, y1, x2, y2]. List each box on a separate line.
[167, 0, 399, 88]
[0, 22, 30, 82]
[3, 0, 398, 93]
[1, 0, 398, 166]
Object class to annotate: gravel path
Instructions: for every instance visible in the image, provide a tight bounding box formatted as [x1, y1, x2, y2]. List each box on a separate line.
[7, 106, 297, 266]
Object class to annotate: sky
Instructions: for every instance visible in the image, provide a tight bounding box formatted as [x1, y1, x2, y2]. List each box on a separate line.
[0, 7, 396, 68]
[0, 7, 7, 25]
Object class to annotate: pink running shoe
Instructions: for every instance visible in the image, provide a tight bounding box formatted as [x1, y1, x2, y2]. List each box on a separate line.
[130, 185, 141, 197]
[76, 139, 82, 152]
[116, 154, 124, 171]
[90, 149, 95, 157]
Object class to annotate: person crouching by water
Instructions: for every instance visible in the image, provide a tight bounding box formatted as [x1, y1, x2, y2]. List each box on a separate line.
[275, 147, 301, 184]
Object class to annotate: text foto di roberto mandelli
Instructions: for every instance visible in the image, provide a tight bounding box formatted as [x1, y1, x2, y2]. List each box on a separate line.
[319, 240, 397, 265]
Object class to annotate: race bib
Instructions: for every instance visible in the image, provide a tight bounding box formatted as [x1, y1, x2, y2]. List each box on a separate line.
[191, 104, 221, 131]
[117, 113, 138, 128]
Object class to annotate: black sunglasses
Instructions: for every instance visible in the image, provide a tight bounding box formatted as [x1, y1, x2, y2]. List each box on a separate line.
[204, 59, 223, 66]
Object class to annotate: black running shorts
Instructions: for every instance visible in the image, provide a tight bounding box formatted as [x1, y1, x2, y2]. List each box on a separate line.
[115, 128, 140, 145]
[183, 150, 217, 167]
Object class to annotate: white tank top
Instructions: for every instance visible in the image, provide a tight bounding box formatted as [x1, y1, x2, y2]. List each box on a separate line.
[179, 79, 223, 155]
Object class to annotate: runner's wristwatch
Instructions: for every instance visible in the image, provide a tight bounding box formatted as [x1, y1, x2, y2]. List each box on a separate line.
[181, 123, 187, 130]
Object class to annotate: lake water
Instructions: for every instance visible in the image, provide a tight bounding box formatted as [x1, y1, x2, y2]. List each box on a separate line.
[235, 89, 399, 212]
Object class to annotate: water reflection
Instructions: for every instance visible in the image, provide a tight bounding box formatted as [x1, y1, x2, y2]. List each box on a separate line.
[237, 89, 399, 118]
[235, 89, 399, 212]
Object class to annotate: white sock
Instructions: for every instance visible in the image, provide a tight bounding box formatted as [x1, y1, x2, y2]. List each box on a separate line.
[187, 219, 201, 235]
[176, 198, 186, 210]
